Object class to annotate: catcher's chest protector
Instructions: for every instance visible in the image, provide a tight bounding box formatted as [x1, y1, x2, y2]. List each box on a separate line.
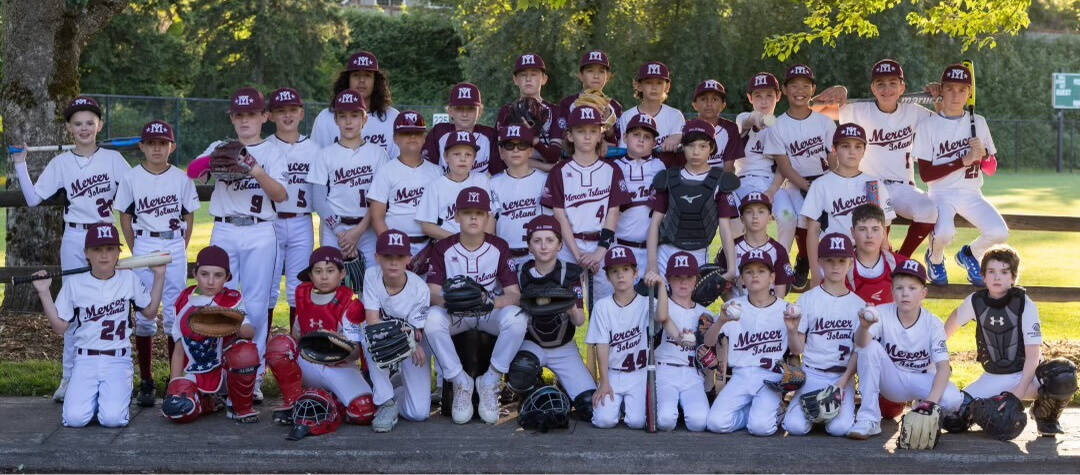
[972, 288, 1026, 374]
[846, 251, 898, 304]
[520, 261, 576, 348]
[658, 168, 722, 250]
[175, 287, 241, 375]
[295, 284, 355, 335]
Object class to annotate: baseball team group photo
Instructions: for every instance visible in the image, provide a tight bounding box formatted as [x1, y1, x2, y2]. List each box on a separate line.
[1, 0, 1078, 472]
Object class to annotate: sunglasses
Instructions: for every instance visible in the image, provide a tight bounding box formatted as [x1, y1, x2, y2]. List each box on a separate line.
[499, 141, 531, 151]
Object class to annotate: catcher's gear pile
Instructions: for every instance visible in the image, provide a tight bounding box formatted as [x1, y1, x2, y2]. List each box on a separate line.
[764, 359, 806, 392]
[442, 275, 492, 318]
[507, 97, 549, 136]
[518, 386, 571, 432]
[800, 385, 842, 423]
[297, 330, 357, 365]
[209, 140, 255, 181]
[519, 283, 576, 318]
[363, 320, 415, 371]
[188, 306, 245, 337]
[571, 89, 616, 129]
[970, 391, 1027, 441]
[897, 400, 942, 449]
[691, 263, 732, 307]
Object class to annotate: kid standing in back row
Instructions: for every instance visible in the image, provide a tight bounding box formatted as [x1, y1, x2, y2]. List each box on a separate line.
[616, 61, 686, 153]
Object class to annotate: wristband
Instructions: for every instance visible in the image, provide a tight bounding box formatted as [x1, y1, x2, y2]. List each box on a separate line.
[597, 229, 615, 249]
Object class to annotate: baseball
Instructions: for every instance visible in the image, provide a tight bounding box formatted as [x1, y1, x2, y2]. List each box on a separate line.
[761, 113, 777, 127]
[723, 301, 742, 320]
[860, 305, 880, 323]
[785, 304, 801, 318]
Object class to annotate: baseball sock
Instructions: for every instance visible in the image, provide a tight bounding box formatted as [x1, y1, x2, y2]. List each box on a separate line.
[898, 222, 935, 258]
[288, 307, 297, 334]
[135, 335, 153, 382]
[794, 228, 808, 261]
[165, 338, 176, 371]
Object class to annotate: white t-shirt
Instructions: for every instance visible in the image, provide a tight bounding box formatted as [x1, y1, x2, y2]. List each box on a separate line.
[362, 267, 430, 329]
[586, 294, 651, 372]
[656, 300, 712, 366]
[763, 111, 836, 178]
[796, 286, 864, 371]
[34, 149, 131, 224]
[265, 134, 319, 214]
[366, 158, 443, 238]
[733, 113, 775, 177]
[800, 171, 895, 238]
[953, 293, 1042, 346]
[414, 173, 491, 234]
[114, 164, 200, 234]
[309, 106, 401, 159]
[203, 140, 288, 220]
[56, 270, 150, 351]
[616, 104, 686, 148]
[613, 157, 666, 242]
[489, 170, 549, 250]
[867, 303, 950, 373]
[839, 102, 932, 183]
[720, 295, 788, 368]
[306, 141, 390, 220]
[912, 112, 996, 192]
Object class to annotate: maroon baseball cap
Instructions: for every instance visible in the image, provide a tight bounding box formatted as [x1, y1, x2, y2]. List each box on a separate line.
[892, 258, 928, 284]
[818, 233, 855, 259]
[625, 113, 659, 137]
[299, 246, 345, 282]
[84, 223, 121, 248]
[525, 215, 561, 241]
[448, 82, 482, 107]
[603, 246, 637, 270]
[693, 79, 727, 101]
[444, 129, 480, 152]
[738, 249, 774, 272]
[871, 59, 905, 81]
[666, 251, 700, 278]
[455, 186, 490, 212]
[394, 110, 427, 133]
[566, 105, 603, 129]
[229, 87, 264, 114]
[141, 120, 174, 143]
[514, 53, 547, 73]
[345, 51, 379, 72]
[784, 64, 816, 85]
[681, 118, 716, 149]
[195, 245, 231, 277]
[747, 72, 780, 93]
[498, 124, 535, 144]
[268, 87, 303, 110]
[941, 64, 973, 86]
[376, 229, 412, 256]
[738, 191, 771, 212]
[833, 123, 867, 144]
[332, 89, 366, 112]
[637, 61, 670, 81]
[63, 96, 102, 121]
[579, 50, 610, 70]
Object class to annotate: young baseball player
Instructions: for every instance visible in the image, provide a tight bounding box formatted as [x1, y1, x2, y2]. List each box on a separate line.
[553, 50, 623, 148]
[423, 83, 501, 175]
[115, 120, 199, 407]
[508, 215, 596, 420]
[12, 96, 132, 402]
[764, 64, 837, 291]
[916, 63, 1006, 288]
[540, 106, 630, 300]
[495, 53, 561, 165]
[654, 251, 713, 432]
[164, 245, 261, 424]
[848, 259, 966, 439]
[703, 250, 801, 436]
[616, 61, 685, 153]
[489, 125, 549, 269]
[415, 131, 493, 241]
[308, 88, 390, 268]
[781, 233, 863, 437]
[362, 230, 432, 431]
[200, 87, 289, 400]
[715, 192, 792, 298]
[732, 72, 783, 237]
[812, 59, 939, 258]
[801, 124, 894, 288]
[612, 113, 667, 275]
[265, 246, 375, 428]
[265, 88, 319, 332]
[847, 204, 908, 306]
[310, 51, 400, 158]
[31, 223, 165, 427]
[645, 119, 739, 281]
[425, 187, 525, 424]
[690, 79, 743, 172]
[368, 111, 442, 256]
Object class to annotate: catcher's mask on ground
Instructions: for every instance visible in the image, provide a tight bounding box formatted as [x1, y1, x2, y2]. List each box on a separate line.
[287, 388, 342, 441]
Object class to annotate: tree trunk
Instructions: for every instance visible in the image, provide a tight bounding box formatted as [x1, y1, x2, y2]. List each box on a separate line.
[1, 0, 126, 311]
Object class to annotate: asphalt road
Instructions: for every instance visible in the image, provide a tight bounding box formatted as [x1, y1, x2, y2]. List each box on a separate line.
[1, 397, 1078, 473]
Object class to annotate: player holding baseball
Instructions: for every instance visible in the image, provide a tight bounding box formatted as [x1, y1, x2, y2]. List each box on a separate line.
[654, 252, 713, 432]
[553, 50, 623, 150]
[368, 111, 442, 256]
[616, 61, 685, 153]
[115, 120, 199, 407]
[732, 72, 783, 236]
[612, 113, 667, 275]
[489, 125, 549, 269]
[496, 53, 561, 165]
[310, 51, 400, 158]
[423, 83, 501, 175]
[425, 187, 525, 424]
[12, 96, 133, 403]
[690, 79, 743, 171]
[915, 63, 1006, 287]
[715, 192, 793, 298]
[416, 131, 494, 241]
[31, 223, 165, 427]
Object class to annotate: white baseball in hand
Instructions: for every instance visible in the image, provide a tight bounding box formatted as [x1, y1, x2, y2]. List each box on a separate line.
[761, 114, 776, 127]
[723, 301, 742, 321]
[860, 305, 879, 323]
[785, 304, 801, 318]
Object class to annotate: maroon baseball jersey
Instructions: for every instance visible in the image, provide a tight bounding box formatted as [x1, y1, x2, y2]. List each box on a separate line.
[421, 123, 503, 175]
[717, 236, 793, 293]
[426, 233, 519, 293]
[540, 159, 631, 235]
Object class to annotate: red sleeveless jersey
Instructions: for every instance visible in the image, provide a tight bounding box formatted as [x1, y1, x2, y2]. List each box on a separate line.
[846, 251, 906, 306]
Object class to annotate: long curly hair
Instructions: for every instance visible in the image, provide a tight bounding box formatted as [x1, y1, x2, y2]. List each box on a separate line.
[331, 70, 393, 121]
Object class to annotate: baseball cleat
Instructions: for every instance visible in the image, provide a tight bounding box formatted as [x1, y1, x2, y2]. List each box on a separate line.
[373, 401, 399, 433]
[136, 380, 156, 408]
[452, 375, 474, 424]
[791, 257, 810, 292]
[924, 249, 948, 287]
[272, 408, 293, 425]
[954, 245, 985, 287]
[1034, 418, 1064, 437]
[477, 373, 501, 424]
[847, 420, 881, 440]
[52, 377, 69, 403]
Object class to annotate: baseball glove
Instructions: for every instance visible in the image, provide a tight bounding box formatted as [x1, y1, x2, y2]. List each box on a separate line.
[520, 283, 577, 319]
[970, 391, 1027, 441]
[188, 306, 245, 337]
[507, 97, 548, 136]
[572, 89, 616, 129]
[442, 275, 493, 317]
[297, 330, 357, 365]
[692, 264, 733, 307]
[364, 320, 415, 371]
[695, 344, 719, 371]
[208, 140, 256, 182]
[764, 359, 806, 393]
[897, 400, 942, 449]
[801, 385, 843, 423]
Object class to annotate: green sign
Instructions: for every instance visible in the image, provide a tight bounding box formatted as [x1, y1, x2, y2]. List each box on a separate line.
[1053, 73, 1080, 109]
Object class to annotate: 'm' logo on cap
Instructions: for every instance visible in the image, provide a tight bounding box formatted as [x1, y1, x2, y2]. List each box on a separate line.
[404, 112, 418, 123]
[902, 260, 921, 272]
[74, 98, 91, 105]
[647, 63, 662, 75]
[704, 80, 721, 89]
[946, 68, 968, 80]
[340, 93, 358, 104]
[146, 122, 167, 134]
[456, 131, 472, 142]
[97, 226, 113, 239]
[467, 191, 481, 203]
[791, 65, 810, 75]
[876, 63, 896, 73]
[674, 255, 689, 268]
[753, 75, 769, 86]
[235, 95, 254, 106]
[579, 108, 596, 120]
[748, 249, 765, 260]
[520, 54, 536, 65]
[610, 247, 627, 258]
[829, 236, 846, 250]
[844, 126, 859, 136]
[506, 125, 521, 137]
[388, 233, 404, 246]
[747, 192, 763, 201]
[276, 90, 295, 101]
[457, 87, 472, 99]
[588, 51, 603, 61]
[354, 56, 372, 66]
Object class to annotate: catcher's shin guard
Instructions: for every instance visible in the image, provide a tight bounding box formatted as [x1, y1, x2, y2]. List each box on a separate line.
[224, 340, 260, 419]
[1032, 358, 1077, 436]
[345, 394, 375, 425]
[266, 335, 303, 408]
[162, 378, 203, 423]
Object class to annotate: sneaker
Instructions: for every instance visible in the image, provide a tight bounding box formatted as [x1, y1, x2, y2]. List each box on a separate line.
[848, 420, 881, 440]
[925, 248, 948, 287]
[52, 377, 69, 403]
[451, 375, 474, 424]
[477, 373, 501, 424]
[791, 256, 809, 292]
[272, 408, 293, 425]
[954, 245, 985, 287]
[373, 401, 399, 433]
[136, 380, 156, 408]
[253, 384, 264, 405]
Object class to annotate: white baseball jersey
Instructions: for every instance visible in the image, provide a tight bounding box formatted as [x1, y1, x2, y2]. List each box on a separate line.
[719, 236, 793, 295]
[55, 269, 150, 351]
[114, 165, 200, 233]
[540, 159, 631, 234]
[306, 141, 389, 220]
[367, 158, 443, 238]
[613, 157, 666, 242]
[953, 293, 1042, 345]
[708, 119, 744, 169]
[33, 149, 130, 224]
[719, 295, 788, 368]
[414, 173, 491, 234]
[656, 301, 712, 366]
[795, 286, 865, 371]
[839, 102, 932, 183]
[867, 303, 950, 373]
[912, 112, 996, 192]
[585, 294, 651, 372]
[203, 140, 288, 220]
[266, 134, 319, 214]
[362, 267, 430, 329]
[733, 114, 775, 177]
[309, 106, 401, 158]
[763, 112, 836, 178]
[616, 105, 686, 148]
[489, 170, 549, 250]
[426, 234, 517, 293]
[800, 172, 895, 237]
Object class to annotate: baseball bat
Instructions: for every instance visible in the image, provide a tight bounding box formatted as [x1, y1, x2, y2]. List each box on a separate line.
[961, 60, 997, 176]
[645, 284, 657, 433]
[12, 251, 172, 285]
[604, 145, 671, 159]
[7, 136, 141, 154]
[841, 91, 940, 105]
